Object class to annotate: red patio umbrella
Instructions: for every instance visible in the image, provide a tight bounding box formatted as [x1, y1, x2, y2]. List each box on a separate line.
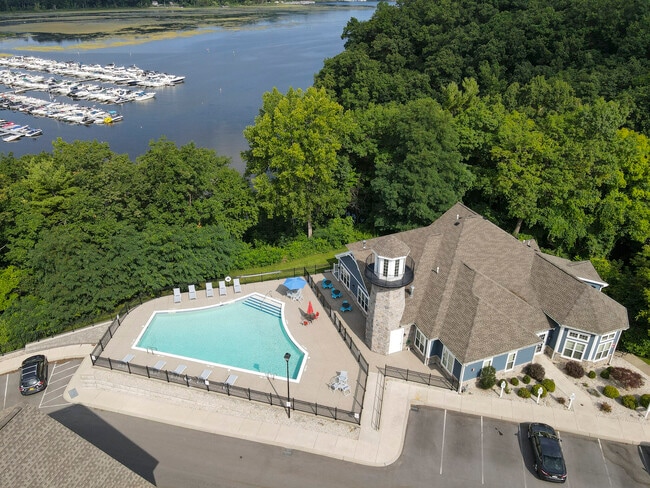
[307, 301, 314, 315]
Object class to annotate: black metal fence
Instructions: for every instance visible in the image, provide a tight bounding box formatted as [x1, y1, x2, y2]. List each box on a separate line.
[384, 365, 458, 391]
[90, 265, 368, 426]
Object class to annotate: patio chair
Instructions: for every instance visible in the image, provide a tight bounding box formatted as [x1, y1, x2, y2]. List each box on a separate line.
[173, 287, 182, 303]
[219, 280, 227, 296]
[322, 278, 333, 289]
[233, 278, 242, 293]
[205, 282, 214, 297]
[329, 370, 348, 391]
[340, 300, 353, 312]
[292, 288, 303, 302]
[188, 284, 197, 300]
[331, 289, 342, 299]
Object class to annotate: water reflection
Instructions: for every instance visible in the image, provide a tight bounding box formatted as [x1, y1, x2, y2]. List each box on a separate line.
[0, 3, 377, 172]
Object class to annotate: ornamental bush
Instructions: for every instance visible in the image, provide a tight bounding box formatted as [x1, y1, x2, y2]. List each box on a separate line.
[565, 360, 585, 378]
[517, 387, 531, 399]
[587, 370, 596, 379]
[522, 374, 531, 384]
[600, 367, 612, 379]
[600, 402, 612, 413]
[541, 378, 556, 393]
[479, 365, 497, 389]
[603, 385, 620, 399]
[524, 363, 546, 382]
[639, 394, 650, 409]
[621, 395, 638, 410]
[532, 384, 548, 398]
[610, 367, 645, 389]
[510, 377, 519, 386]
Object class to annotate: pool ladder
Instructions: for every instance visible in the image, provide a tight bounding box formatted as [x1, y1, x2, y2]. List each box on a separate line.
[146, 346, 158, 354]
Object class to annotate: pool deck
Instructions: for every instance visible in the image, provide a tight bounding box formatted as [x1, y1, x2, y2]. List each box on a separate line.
[96, 273, 436, 415]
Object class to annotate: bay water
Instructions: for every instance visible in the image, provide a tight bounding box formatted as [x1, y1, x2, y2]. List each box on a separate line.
[0, 2, 377, 172]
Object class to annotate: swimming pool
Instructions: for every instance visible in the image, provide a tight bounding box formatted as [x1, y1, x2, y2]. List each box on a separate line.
[133, 293, 306, 381]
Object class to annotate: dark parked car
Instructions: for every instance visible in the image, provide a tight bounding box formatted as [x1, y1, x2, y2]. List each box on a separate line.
[528, 423, 567, 483]
[19, 354, 48, 395]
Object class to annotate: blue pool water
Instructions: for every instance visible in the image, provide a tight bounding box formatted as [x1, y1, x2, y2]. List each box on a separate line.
[134, 294, 306, 380]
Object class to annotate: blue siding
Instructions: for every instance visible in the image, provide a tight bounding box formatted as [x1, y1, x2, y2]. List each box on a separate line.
[463, 360, 484, 381]
[452, 359, 462, 380]
[339, 254, 366, 298]
[515, 345, 536, 365]
[429, 339, 442, 359]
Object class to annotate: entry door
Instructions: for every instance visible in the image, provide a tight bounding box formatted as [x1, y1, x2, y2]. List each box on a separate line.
[388, 327, 404, 354]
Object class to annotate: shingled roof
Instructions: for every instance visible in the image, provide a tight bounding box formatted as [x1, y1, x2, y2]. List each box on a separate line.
[348, 202, 629, 363]
[0, 404, 154, 488]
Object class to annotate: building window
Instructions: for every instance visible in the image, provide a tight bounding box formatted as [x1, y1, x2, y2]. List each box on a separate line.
[567, 331, 590, 342]
[382, 259, 389, 277]
[483, 358, 493, 369]
[414, 328, 426, 355]
[562, 339, 586, 360]
[505, 352, 516, 370]
[357, 290, 368, 313]
[601, 332, 616, 342]
[394, 260, 400, 277]
[341, 269, 350, 289]
[441, 347, 455, 374]
[535, 332, 548, 354]
[593, 341, 613, 361]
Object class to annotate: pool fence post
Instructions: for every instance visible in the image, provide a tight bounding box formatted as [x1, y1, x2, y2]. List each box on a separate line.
[108, 358, 113, 370]
[165, 370, 169, 382]
[146, 366, 150, 378]
[284, 352, 291, 419]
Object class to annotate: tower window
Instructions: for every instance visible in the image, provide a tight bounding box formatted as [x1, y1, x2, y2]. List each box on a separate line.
[394, 260, 400, 276]
[382, 259, 389, 277]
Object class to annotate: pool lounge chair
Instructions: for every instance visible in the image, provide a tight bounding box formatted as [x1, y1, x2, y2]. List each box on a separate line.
[205, 282, 214, 297]
[233, 278, 242, 293]
[219, 280, 227, 296]
[188, 284, 197, 300]
[199, 369, 212, 381]
[153, 360, 166, 371]
[173, 364, 187, 375]
[291, 288, 303, 302]
[122, 354, 135, 363]
[224, 374, 238, 389]
[173, 287, 182, 303]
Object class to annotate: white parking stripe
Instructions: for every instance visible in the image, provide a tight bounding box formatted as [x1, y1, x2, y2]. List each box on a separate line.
[481, 415, 485, 485]
[3, 374, 7, 410]
[518, 424, 528, 488]
[598, 438, 614, 488]
[440, 409, 447, 475]
[39, 361, 56, 409]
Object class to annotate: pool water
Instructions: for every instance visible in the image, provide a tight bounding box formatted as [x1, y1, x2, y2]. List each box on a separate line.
[134, 294, 306, 380]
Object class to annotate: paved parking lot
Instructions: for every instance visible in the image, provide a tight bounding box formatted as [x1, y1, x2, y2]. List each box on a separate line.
[1, 358, 83, 412]
[404, 406, 650, 488]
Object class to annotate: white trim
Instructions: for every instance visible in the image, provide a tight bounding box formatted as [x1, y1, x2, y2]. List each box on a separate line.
[505, 351, 517, 371]
[441, 346, 455, 374]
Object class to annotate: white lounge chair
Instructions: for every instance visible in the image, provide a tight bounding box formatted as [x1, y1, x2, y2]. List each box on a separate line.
[224, 374, 238, 389]
[291, 288, 303, 302]
[199, 369, 212, 381]
[188, 284, 197, 300]
[233, 278, 242, 293]
[173, 364, 187, 375]
[153, 360, 166, 371]
[219, 280, 227, 296]
[173, 287, 181, 303]
[122, 354, 135, 363]
[205, 282, 214, 297]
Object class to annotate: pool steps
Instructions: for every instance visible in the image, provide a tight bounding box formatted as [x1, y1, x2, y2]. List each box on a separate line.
[243, 295, 282, 317]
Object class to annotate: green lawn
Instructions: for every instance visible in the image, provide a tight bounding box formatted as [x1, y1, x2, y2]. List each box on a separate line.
[234, 248, 346, 281]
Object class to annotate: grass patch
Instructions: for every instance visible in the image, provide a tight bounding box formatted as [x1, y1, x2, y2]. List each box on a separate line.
[234, 248, 344, 279]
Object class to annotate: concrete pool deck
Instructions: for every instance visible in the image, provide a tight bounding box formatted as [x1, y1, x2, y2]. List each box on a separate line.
[92, 274, 436, 417]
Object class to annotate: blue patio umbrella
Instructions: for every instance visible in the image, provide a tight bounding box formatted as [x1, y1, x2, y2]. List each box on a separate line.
[283, 276, 307, 291]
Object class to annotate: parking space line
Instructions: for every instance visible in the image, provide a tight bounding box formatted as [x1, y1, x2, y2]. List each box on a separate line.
[39, 361, 57, 409]
[42, 384, 67, 395]
[3, 374, 7, 410]
[481, 415, 485, 485]
[598, 439, 614, 488]
[518, 424, 528, 488]
[39, 402, 69, 409]
[440, 409, 447, 475]
[52, 362, 78, 375]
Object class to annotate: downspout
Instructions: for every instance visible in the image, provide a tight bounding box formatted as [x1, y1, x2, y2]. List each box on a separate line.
[457, 364, 465, 393]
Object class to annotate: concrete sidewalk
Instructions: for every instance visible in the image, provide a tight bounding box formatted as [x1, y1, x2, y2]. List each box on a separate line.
[3, 345, 649, 466]
[64, 351, 649, 466]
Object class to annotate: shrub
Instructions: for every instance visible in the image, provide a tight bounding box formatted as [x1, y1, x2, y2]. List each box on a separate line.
[524, 363, 546, 382]
[587, 388, 601, 397]
[621, 395, 638, 410]
[531, 384, 548, 398]
[603, 385, 620, 399]
[510, 377, 519, 386]
[522, 374, 531, 384]
[556, 396, 566, 405]
[609, 367, 645, 389]
[479, 365, 497, 389]
[517, 387, 531, 399]
[505, 386, 511, 394]
[600, 402, 612, 413]
[587, 370, 596, 379]
[641, 394, 650, 409]
[600, 367, 612, 379]
[565, 360, 585, 378]
[541, 378, 556, 393]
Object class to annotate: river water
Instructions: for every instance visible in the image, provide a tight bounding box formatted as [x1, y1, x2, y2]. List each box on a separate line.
[0, 3, 377, 171]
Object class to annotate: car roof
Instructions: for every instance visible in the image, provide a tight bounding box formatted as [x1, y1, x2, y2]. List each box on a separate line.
[21, 355, 46, 366]
[530, 423, 557, 437]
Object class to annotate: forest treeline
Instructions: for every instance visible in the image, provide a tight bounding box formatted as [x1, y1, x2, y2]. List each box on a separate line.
[1, 0, 650, 357]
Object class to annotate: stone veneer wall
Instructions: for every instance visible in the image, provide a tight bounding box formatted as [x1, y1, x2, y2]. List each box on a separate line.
[365, 285, 405, 354]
